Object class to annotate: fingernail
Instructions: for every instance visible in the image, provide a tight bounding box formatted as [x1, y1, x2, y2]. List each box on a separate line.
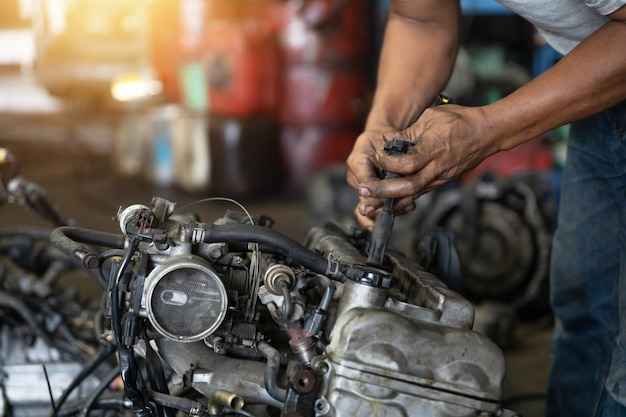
[360, 204, 374, 216]
[359, 187, 370, 197]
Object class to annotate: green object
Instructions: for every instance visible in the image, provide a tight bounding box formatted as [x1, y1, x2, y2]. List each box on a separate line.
[180, 62, 208, 111]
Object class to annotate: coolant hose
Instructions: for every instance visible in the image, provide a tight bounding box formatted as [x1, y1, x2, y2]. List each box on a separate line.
[50, 226, 126, 269]
[257, 341, 287, 402]
[195, 224, 345, 282]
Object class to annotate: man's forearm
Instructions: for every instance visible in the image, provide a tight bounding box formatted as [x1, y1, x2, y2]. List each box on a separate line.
[486, 19, 626, 151]
[365, 4, 460, 132]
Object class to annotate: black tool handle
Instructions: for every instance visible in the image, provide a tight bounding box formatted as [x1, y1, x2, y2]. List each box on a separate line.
[366, 139, 414, 267]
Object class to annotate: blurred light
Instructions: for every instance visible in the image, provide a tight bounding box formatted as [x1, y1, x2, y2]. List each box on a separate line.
[111, 71, 163, 102]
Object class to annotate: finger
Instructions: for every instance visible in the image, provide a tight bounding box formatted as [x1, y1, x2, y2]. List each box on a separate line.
[359, 175, 421, 200]
[346, 154, 380, 189]
[357, 195, 384, 217]
[391, 195, 417, 214]
[354, 205, 375, 231]
[377, 151, 432, 179]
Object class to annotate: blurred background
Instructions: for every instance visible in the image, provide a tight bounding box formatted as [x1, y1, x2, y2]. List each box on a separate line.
[0, 0, 565, 195]
[0, 1, 565, 415]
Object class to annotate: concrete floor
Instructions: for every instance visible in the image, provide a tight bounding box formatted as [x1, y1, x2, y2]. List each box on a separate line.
[0, 69, 553, 417]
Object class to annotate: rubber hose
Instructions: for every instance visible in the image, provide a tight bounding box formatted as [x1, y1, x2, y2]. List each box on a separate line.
[78, 367, 121, 417]
[256, 341, 287, 402]
[150, 392, 203, 413]
[0, 291, 52, 346]
[50, 344, 116, 417]
[198, 224, 345, 282]
[50, 227, 126, 269]
[55, 395, 131, 417]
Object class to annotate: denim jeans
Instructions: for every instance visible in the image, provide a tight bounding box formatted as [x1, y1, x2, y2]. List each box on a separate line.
[546, 100, 626, 416]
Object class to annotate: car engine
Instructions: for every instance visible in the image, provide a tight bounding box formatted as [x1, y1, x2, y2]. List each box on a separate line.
[43, 195, 518, 417]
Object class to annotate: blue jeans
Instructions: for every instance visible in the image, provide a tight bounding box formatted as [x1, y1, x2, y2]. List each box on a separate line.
[547, 100, 626, 417]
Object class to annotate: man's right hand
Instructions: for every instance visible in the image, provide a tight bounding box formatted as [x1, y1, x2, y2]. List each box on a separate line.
[346, 129, 417, 231]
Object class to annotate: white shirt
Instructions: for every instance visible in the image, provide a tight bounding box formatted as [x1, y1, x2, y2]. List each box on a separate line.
[495, 0, 626, 54]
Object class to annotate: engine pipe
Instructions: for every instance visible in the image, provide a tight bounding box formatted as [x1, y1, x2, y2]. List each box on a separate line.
[50, 344, 117, 417]
[150, 392, 205, 415]
[77, 367, 123, 417]
[256, 341, 287, 402]
[188, 223, 346, 282]
[50, 227, 126, 269]
[55, 395, 132, 417]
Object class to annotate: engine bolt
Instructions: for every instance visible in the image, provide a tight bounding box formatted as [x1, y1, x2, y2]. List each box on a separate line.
[291, 369, 316, 394]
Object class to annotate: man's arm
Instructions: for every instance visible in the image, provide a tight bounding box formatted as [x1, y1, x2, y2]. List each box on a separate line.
[366, 0, 460, 132]
[356, 5, 626, 219]
[486, 7, 626, 152]
[346, 0, 460, 229]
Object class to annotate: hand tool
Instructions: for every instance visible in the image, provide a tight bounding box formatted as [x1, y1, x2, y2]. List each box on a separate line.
[365, 138, 413, 267]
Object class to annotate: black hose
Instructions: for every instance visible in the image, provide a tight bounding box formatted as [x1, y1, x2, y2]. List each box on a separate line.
[55, 395, 131, 417]
[0, 290, 52, 346]
[150, 392, 204, 413]
[110, 239, 138, 347]
[50, 227, 126, 269]
[50, 344, 116, 417]
[196, 224, 345, 282]
[95, 249, 125, 289]
[256, 341, 287, 402]
[77, 367, 121, 417]
[144, 329, 176, 417]
[109, 239, 154, 416]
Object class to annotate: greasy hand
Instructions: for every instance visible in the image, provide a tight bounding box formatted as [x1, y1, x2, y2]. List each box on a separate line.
[346, 129, 392, 230]
[349, 105, 497, 229]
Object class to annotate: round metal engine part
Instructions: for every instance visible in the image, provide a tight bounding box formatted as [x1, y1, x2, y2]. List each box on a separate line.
[442, 201, 535, 299]
[145, 256, 227, 342]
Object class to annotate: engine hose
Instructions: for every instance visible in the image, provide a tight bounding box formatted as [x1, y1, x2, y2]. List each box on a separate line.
[0, 290, 53, 346]
[278, 280, 293, 323]
[37, 259, 67, 293]
[196, 224, 346, 282]
[118, 348, 155, 417]
[50, 344, 117, 417]
[150, 392, 204, 414]
[78, 367, 121, 417]
[110, 239, 138, 346]
[256, 341, 287, 402]
[144, 330, 176, 417]
[55, 394, 132, 417]
[317, 275, 335, 312]
[50, 226, 126, 269]
[95, 249, 126, 289]
[109, 239, 153, 416]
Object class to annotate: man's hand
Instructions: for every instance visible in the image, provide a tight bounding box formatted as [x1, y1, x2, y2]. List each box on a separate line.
[348, 104, 498, 229]
[346, 129, 394, 230]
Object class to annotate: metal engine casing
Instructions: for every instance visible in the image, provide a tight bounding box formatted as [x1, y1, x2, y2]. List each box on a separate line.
[307, 226, 508, 417]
